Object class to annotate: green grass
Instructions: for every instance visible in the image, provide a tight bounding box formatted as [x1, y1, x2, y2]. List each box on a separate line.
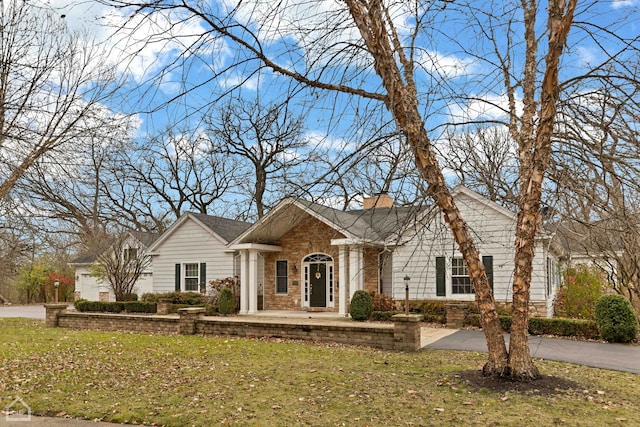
[1, 318, 638, 426]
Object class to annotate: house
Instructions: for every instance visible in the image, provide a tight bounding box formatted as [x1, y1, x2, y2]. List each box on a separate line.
[144, 212, 251, 293]
[71, 213, 251, 301]
[229, 186, 563, 317]
[71, 231, 160, 302]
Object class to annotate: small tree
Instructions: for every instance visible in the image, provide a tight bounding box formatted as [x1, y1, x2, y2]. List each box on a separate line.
[90, 232, 150, 301]
[16, 262, 48, 303]
[554, 265, 605, 320]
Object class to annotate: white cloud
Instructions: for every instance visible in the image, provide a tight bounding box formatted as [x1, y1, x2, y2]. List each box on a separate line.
[306, 131, 356, 153]
[611, 0, 636, 9]
[447, 94, 522, 124]
[415, 49, 477, 79]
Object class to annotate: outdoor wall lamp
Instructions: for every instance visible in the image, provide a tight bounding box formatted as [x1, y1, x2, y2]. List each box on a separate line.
[53, 278, 60, 303]
[404, 275, 410, 315]
[293, 263, 298, 273]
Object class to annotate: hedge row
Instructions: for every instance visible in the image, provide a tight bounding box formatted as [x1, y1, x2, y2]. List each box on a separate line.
[74, 300, 157, 314]
[465, 314, 599, 339]
[140, 292, 205, 305]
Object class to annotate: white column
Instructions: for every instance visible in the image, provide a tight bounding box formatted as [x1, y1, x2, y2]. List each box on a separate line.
[338, 245, 348, 316]
[349, 247, 363, 299]
[240, 250, 249, 314]
[248, 249, 258, 314]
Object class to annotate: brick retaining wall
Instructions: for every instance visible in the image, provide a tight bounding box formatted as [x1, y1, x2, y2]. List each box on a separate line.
[45, 306, 423, 351]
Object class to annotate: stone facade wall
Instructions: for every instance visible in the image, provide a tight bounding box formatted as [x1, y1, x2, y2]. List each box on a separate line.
[363, 248, 380, 294]
[262, 216, 346, 311]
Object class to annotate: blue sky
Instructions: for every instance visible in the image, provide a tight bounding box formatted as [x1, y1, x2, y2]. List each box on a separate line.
[47, 0, 640, 184]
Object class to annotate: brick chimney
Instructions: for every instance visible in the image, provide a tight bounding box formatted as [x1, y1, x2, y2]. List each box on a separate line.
[363, 192, 394, 209]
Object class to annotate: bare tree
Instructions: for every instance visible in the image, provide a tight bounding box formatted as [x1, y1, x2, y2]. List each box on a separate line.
[98, 0, 640, 381]
[207, 97, 309, 218]
[89, 232, 151, 301]
[0, 1, 124, 200]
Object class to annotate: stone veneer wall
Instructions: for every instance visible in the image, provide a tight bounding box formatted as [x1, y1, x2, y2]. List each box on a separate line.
[56, 312, 180, 334]
[262, 216, 346, 311]
[46, 307, 424, 352]
[196, 318, 396, 349]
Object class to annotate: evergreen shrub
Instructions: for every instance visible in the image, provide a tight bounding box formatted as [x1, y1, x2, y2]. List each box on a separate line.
[350, 290, 372, 321]
[594, 294, 638, 343]
[217, 288, 236, 315]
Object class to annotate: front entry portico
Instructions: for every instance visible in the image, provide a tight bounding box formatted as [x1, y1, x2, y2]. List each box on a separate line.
[232, 242, 368, 316]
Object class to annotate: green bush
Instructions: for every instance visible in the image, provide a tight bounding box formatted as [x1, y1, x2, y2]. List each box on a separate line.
[121, 293, 138, 302]
[464, 314, 600, 339]
[350, 290, 372, 321]
[140, 292, 204, 305]
[123, 301, 157, 313]
[217, 288, 236, 316]
[554, 265, 604, 320]
[594, 294, 638, 343]
[74, 300, 156, 314]
[528, 317, 598, 339]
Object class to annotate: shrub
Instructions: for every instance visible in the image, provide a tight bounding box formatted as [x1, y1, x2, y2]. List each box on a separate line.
[217, 288, 236, 315]
[528, 317, 598, 339]
[121, 293, 138, 302]
[123, 301, 157, 313]
[140, 292, 205, 305]
[594, 294, 638, 343]
[464, 314, 602, 340]
[370, 292, 395, 312]
[370, 311, 402, 321]
[554, 265, 605, 320]
[411, 300, 446, 317]
[350, 290, 372, 321]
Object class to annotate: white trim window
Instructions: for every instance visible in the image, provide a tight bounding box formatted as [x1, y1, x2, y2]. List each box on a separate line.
[451, 257, 473, 294]
[184, 263, 200, 292]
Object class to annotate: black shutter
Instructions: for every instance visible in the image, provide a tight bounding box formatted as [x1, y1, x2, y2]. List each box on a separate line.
[175, 264, 181, 291]
[200, 263, 207, 285]
[436, 256, 446, 297]
[482, 256, 494, 292]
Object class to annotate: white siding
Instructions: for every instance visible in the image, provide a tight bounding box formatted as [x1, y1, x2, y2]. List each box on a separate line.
[151, 218, 235, 293]
[391, 191, 550, 304]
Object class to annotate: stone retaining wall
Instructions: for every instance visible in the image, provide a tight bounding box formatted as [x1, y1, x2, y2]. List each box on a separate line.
[57, 312, 180, 335]
[45, 306, 423, 351]
[195, 318, 396, 350]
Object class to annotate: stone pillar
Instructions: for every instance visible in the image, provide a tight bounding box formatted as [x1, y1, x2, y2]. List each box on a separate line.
[393, 314, 424, 351]
[178, 307, 205, 335]
[44, 303, 68, 327]
[445, 303, 467, 328]
[156, 299, 172, 315]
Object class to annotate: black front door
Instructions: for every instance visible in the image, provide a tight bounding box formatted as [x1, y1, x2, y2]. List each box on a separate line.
[309, 263, 326, 307]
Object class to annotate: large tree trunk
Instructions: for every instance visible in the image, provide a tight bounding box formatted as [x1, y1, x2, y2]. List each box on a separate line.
[345, 0, 509, 375]
[508, 0, 577, 380]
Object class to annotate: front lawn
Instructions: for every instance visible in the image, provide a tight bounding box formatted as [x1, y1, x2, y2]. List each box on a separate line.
[1, 318, 638, 426]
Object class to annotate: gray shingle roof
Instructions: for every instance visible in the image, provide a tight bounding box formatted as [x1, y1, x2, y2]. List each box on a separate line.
[295, 199, 421, 242]
[189, 212, 252, 243]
